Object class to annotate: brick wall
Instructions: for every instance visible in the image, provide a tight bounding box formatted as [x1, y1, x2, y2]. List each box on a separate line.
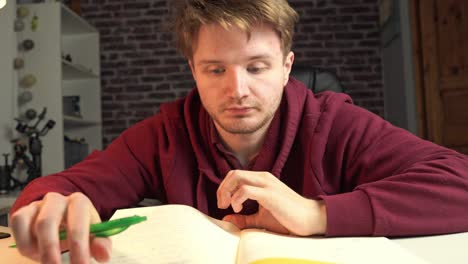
[80, 0, 383, 145]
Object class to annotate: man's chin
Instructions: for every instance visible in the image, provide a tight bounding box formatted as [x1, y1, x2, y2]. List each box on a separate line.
[218, 122, 263, 134]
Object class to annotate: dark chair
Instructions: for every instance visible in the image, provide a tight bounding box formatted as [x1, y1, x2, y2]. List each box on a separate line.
[290, 65, 345, 94]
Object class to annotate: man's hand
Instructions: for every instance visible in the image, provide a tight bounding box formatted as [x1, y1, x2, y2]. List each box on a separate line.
[217, 170, 327, 236]
[10, 192, 112, 264]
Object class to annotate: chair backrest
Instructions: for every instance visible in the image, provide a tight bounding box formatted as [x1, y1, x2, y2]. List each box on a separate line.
[290, 65, 345, 93]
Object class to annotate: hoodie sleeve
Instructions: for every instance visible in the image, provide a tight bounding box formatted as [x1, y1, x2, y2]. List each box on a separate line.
[318, 98, 468, 237]
[11, 115, 166, 220]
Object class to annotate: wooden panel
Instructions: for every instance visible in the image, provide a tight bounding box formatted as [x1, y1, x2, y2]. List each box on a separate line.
[444, 120, 468, 147]
[436, 0, 468, 79]
[417, 0, 468, 154]
[420, 0, 443, 144]
[443, 92, 468, 124]
[440, 75, 468, 91]
[442, 92, 468, 146]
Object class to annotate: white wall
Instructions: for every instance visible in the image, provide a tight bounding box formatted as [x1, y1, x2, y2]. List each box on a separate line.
[0, 1, 17, 156]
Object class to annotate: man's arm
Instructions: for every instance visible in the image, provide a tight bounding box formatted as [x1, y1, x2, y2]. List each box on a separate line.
[11, 116, 165, 219]
[10, 115, 166, 263]
[320, 102, 468, 237]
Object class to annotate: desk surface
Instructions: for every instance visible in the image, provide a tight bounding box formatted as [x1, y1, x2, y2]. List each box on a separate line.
[1, 225, 467, 263]
[0, 226, 36, 263]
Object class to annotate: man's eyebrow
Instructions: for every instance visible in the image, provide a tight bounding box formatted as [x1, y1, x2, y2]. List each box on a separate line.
[246, 54, 274, 61]
[197, 59, 223, 66]
[196, 54, 274, 66]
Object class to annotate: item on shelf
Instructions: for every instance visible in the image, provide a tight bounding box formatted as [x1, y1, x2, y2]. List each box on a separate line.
[64, 54, 72, 62]
[63, 95, 81, 117]
[25, 109, 37, 120]
[64, 136, 88, 168]
[14, 19, 25, 32]
[20, 74, 37, 88]
[13, 57, 25, 69]
[31, 14, 39, 31]
[16, 6, 30, 18]
[1, 108, 56, 192]
[22, 39, 35, 51]
[18, 91, 33, 104]
[0, 154, 12, 194]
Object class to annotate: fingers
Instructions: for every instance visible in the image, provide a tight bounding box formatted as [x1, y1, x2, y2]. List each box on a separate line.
[10, 192, 109, 264]
[90, 237, 112, 263]
[217, 170, 326, 236]
[217, 170, 268, 209]
[230, 185, 265, 213]
[10, 200, 41, 261]
[66, 192, 93, 264]
[223, 209, 290, 235]
[222, 214, 250, 229]
[66, 192, 112, 263]
[34, 192, 69, 263]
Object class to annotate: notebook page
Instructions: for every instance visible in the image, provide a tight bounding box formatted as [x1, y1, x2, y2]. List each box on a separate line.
[86, 204, 240, 264]
[237, 229, 429, 264]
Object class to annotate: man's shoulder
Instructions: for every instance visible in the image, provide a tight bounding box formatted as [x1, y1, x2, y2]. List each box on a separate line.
[312, 91, 353, 110]
[159, 96, 186, 118]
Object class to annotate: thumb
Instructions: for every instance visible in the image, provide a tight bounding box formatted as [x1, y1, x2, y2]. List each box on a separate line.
[90, 237, 112, 263]
[223, 214, 258, 230]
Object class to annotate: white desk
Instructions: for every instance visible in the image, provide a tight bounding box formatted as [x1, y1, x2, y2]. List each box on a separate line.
[394, 232, 468, 263]
[1, 226, 37, 263]
[1, 226, 467, 263]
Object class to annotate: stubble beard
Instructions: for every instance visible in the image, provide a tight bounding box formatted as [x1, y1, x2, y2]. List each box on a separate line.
[213, 111, 274, 134]
[212, 99, 280, 135]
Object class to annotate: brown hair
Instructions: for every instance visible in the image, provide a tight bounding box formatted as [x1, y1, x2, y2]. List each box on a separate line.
[172, 0, 299, 59]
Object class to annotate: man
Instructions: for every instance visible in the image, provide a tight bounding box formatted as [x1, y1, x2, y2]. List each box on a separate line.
[10, 0, 468, 263]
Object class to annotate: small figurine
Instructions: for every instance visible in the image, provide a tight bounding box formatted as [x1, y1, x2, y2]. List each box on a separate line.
[17, 6, 30, 18]
[22, 39, 35, 51]
[20, 74, 37, 88]
[14, 19, 25, 32]
[31, 14, 38, 32]
[13, 57, 24, 69]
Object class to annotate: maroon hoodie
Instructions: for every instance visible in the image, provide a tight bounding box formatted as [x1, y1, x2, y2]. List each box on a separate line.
[12, 78, 468, 237]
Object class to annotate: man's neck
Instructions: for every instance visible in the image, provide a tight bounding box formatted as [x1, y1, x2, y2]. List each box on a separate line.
[215, 123, 270, 167]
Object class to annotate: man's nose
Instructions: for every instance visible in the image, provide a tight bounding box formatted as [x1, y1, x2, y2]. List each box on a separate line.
[225, 69, 249, 99]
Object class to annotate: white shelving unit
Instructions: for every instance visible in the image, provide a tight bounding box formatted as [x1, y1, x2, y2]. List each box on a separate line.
[0, 2, 17, 154]
[18, 3, 102, 175]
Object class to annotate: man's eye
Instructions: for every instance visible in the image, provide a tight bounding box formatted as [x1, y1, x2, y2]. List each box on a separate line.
[247, 67, 264, 74]
[211, 68, 225, 74]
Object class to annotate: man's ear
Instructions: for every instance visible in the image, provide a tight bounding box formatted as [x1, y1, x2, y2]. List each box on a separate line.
[283, 51, 294, 86]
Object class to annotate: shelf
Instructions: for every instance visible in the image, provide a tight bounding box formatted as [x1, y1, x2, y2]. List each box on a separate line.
[16, 2, 102, 175]
[62, 59, 98, 80]
[61, 4, 97, 35]
[64, 115, 101, 127]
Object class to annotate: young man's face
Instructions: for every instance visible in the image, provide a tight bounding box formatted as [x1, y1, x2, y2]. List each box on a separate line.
[190, 23, 294, 136]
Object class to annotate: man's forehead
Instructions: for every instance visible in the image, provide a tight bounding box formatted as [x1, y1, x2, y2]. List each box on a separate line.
[193, 23, 283, 62]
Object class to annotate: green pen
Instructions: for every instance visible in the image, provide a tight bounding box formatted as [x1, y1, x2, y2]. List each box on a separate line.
[9, 215, 147, 248]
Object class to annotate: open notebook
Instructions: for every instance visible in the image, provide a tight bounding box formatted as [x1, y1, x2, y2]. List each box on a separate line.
[63, 204, 428, 264]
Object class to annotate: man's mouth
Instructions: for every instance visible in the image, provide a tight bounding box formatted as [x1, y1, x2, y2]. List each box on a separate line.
[224, 106, 255, 115]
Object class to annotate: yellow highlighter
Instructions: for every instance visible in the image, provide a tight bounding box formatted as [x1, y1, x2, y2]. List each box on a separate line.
[250, 257, 335, 264]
